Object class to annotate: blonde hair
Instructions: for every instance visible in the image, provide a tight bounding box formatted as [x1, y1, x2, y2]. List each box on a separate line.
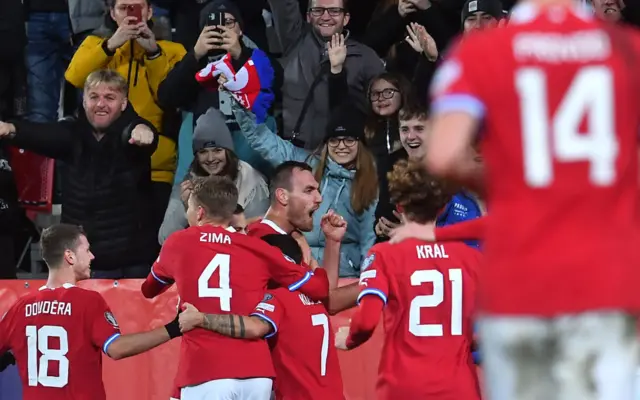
[84, 69, 128, 96]
[313, 144, 378, 215]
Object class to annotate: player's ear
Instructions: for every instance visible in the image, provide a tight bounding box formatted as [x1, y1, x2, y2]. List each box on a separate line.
[275, 188, 289, 206]
[63, 249, 75, 265]
[196, 206, 205, 223]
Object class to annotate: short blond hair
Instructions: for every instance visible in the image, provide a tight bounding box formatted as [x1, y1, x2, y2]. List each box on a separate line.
[84, 69, 128, 96]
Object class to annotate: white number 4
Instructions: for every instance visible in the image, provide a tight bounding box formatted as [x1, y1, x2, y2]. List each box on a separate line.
[516, 66, 618, 188]
[26, 325, 69, 388]
[198, 254, 232, 311]
[409, 269, 462, 337]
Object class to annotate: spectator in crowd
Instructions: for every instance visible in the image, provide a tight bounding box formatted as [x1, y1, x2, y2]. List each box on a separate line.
[268, 0, 384, 149]
[65, 0, 187, 249]
[24, 0, 73, 123]
[0, 0, 27, 121]
[0, 70, 159, 279]
[374, 104, 483, 246]
[158, 108, 269, 244]
[234, 103, 378, 278]
[590, 0, 640, 26]
[68, 0, 107, 43]
[460, 0, 504, 33]
[231, 204, 248, 234]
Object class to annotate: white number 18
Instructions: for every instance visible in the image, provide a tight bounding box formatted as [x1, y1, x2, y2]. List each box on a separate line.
[26, 325, 69, 388]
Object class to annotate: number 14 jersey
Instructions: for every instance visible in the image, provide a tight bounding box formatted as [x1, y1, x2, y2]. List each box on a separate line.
[431, 4, 640, 316]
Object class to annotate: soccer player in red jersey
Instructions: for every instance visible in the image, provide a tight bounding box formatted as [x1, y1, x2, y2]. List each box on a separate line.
[403, 0, 640, 397]
[178, 211, 348, 400]
[140, 175, 331, 399]
[334, 160, 482, 400]
[0, 224, 180, 400]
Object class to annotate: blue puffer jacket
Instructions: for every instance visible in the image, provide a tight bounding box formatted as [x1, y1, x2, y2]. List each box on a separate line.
[437, 191, 483, 248]
[234, 107, 378, 278]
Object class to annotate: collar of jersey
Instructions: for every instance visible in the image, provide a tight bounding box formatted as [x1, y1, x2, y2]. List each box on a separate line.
[39, 283, 75, 291]
[260, 219, 287, 235]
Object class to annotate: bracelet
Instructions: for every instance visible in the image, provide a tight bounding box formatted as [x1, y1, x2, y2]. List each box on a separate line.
[146, 49, 162, 60]
[102, 40, 115, 56]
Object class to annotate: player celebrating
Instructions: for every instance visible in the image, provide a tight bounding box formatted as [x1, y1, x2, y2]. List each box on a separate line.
[417, 0, 640, 398]
[334, 160, 482, 400]
[141, 175, 332, 399]
[0, 224, 180, 400]
[178, 210, 348, 400]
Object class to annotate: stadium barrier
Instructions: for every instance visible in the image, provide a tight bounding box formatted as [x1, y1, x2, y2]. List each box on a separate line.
[0, 279, 382, 400]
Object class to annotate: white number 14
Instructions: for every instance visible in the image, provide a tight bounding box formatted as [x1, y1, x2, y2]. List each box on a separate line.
[516, 66, 618, 188]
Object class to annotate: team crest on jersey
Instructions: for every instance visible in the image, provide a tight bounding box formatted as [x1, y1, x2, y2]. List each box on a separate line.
[262, 293, 273, 302]
[361, 254, 375, 271]
[104, 311, 119, 328]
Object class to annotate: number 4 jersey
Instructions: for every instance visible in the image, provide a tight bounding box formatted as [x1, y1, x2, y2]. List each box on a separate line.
[356, 240, 481, 400]
[431, 4, 640, 316]
[0, 284, 120, 400]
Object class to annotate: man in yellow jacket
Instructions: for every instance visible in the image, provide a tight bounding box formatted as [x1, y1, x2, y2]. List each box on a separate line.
[65, 0, 186, 252]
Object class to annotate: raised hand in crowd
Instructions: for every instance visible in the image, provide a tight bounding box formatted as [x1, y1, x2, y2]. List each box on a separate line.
[106, 17, 142, 52]
[194, 26, 222, 61]
[405, 23, 438, 62]
[179, 180, 193, 208]
[211, 25, 242, 60]
[135, 22, 159, 54]
[0, 121, 16, 138]
[129, 124, 155, 146]
[375, 210, 403, 238]
[398, 0, 417, 17]
[327, 33, 347, 74]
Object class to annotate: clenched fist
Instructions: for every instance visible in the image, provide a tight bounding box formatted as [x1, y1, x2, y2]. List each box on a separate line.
[0, 121, 16, 138]
[129, 124, 154, 146]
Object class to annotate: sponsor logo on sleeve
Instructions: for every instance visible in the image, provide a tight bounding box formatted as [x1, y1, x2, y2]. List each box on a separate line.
[262, 293, 273, 302]
[256, 302, 275, 313]
[104, 311, 119, 329]
[361, 254, 376, 271]
[359, 269, 377, 286]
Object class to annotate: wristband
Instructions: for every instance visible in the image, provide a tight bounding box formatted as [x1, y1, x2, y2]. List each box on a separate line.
[146, 49, 162, 60]
[164, 313, 182, 339]
[102, 39, 116, 56]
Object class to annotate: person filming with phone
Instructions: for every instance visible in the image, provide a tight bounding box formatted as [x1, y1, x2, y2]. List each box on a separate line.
[65, 0, 187, 261]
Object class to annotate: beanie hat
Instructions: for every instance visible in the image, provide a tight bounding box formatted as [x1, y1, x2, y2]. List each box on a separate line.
[324, 106, 366, 142]
[461, 0, 504, 23]
[200, 0, 244, 30]
[192, 108, 235, 154]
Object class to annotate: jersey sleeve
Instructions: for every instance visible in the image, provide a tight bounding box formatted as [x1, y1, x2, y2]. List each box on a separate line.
[430, 38, 486, 120]
[87, 293, 121, 355]
[357, 247, 390, 306]
[436, 216, 487, 241]
[142, 234, 179, 298]
[248, 291, 284, 339]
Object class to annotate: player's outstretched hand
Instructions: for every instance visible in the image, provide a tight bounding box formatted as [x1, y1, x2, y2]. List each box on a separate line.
[321, 209, 347, 243]
[128, 124, 154, 146]
[388, 221, 436, 244]
[0, 351, 16, 372]
[335, 326, 350, 351]
[179, 303, 204, 333]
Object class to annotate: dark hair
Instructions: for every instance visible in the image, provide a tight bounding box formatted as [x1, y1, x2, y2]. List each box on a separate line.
[191, 175, 239, 221]
[308, 0, 349, 11]
[388, 160, 453, 223]
[398, 102, 429, 122]
[269, 161, 313, 201]
[190, 149, 239, 181]
[41, 224, 86, 268]
[107, 0, 151, 8]
[234, 204, 244, 214]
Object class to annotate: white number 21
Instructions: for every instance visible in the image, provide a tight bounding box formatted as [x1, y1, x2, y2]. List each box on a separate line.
[409, 269, 462, 337]
[516, 66, 618, 188]
[198, 254, 232, 311]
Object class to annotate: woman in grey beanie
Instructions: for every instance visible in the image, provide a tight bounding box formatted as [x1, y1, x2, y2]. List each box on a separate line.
[158, 108, 269, 244]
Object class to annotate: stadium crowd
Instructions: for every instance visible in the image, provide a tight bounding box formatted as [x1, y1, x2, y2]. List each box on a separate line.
[1, 0, 640, 399]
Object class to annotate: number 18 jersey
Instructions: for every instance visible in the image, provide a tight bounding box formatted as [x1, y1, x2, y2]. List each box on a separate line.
[359, 240, 481, 400]
[0, 284, 120, 400]
[431, 4, 640, 316]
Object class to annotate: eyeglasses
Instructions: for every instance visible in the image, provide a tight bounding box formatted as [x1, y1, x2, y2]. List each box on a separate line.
[369, 88, 399, 102]
[224, 18, 237, 28]
[327, 137, 357, 148]
[308, 7, 346, 17]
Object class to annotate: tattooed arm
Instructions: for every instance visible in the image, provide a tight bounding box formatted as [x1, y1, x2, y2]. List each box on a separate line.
[179, 303, 273, 339]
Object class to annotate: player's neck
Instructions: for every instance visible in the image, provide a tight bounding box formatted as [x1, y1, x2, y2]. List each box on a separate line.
[198, 218, 231, 229]
[45, 268, 77, 289]
[263, 208, 294, 234]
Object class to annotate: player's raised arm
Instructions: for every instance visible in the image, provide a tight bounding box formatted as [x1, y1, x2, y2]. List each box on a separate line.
[335, 247, 389, 350]
[178, 299, 279, 339]
[141, 233, 180, 298]
[389, 216, 487, 244]
[427, 41, 487, 193]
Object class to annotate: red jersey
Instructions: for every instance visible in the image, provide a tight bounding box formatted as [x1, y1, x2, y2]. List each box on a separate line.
[357, 240, 481, 400]
[0, 284, 120, 400]
[247, 218, 287, 237]
[431, 3, 640, 315]
[250, 288, 344, 400]
[147, 225, 328, 388]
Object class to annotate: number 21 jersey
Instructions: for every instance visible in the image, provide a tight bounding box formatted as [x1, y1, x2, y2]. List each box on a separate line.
[359, 240, 481, 400]
[431, 4, 640, 316]
[0, 284, 120, 400]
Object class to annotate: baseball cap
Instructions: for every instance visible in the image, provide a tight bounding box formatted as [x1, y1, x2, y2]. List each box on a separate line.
[461, 0, 504, 22]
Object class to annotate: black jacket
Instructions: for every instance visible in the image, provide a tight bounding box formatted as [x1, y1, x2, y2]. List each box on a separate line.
[374, 147, 408, 244]
[5, 106, 159, 271]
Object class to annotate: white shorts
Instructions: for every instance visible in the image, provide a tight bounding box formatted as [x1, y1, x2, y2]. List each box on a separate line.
[478, 312, 639, 400]
[181, 378, 272, 400]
